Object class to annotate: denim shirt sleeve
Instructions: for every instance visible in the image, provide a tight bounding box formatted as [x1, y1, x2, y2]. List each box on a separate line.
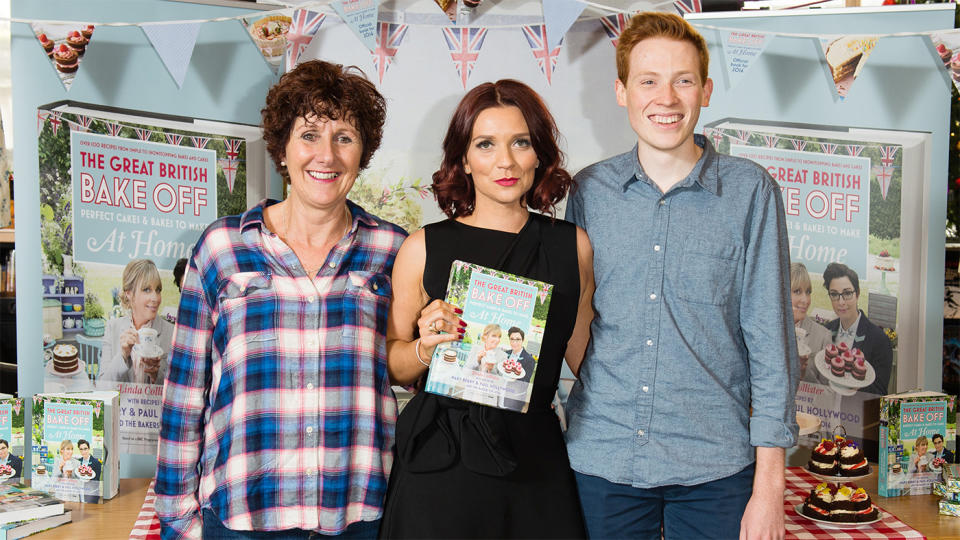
[740, 178, 799, 448]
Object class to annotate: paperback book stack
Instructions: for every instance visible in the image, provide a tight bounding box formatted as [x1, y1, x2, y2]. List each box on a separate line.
[936, 463, 960, 516]
[0, 396, 24, 485]
[0, 484, 72, 540]
[31, 391, 119, 503]
[878, 391, 957, 496]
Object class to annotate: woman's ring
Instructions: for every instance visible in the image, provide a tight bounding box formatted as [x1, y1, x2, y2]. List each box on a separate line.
[430, 320, 442, 333]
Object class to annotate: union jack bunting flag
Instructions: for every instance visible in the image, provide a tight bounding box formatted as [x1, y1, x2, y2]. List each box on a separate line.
[845, 144, 864, 157]
[600, 13, 630, 48]
[190, 136, 210, 149]
[371, 22, 409, 84]
[219, 158, 239, 193]
[442, 27, 488, 90]
[819, 142, 838, 154]
[285, 10, 326, 72]
[106, 121, 123, 137]
[879, 145, 899, 167]
[134, 127, 152, 141]
[522, 24, 562, 85]
[165, 133, 184, 146]
[762, 134, 779, 148]
[791, 139, 807, 152]
[75, 115, 93, 133]
[37, 111, 47, 134]
[735, 130, 750, 144]
[875, 166, 893, 200]
[48, 111, 62, 136]
[673, 0, 702, 15]
[225, 138, 244, 161]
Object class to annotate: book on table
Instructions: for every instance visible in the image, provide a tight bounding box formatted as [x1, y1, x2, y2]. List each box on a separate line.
[0, 510, 72, 540]
[0, 484, 63, 525]
[30, 391, 119, 502]
[0, 397, 25, 486]
[424, 260, 553, 413]
[878, 390, 957, 496]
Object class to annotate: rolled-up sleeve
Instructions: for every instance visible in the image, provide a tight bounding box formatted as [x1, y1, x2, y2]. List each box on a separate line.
[155, 252, 214, 540]
[739, 180, 799, 448]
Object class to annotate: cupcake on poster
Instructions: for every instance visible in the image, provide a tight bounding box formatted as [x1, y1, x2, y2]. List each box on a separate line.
[30, 22, 96, 90]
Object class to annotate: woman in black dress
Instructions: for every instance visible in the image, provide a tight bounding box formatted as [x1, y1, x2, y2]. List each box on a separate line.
[379, 80, 594, 538]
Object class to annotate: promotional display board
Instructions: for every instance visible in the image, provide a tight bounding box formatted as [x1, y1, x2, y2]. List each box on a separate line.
[36, 102, 266, 454]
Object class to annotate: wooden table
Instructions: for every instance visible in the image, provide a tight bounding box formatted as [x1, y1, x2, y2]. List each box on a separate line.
[33, 478, 152, 539]
[855, 468, 960, 539]
[25, 469, 960, 539]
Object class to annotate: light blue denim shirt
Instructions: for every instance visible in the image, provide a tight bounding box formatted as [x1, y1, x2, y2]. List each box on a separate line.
[565, 135, 798, 488]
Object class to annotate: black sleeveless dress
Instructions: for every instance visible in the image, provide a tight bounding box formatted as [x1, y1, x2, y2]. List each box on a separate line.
[379, 214, 587, 539]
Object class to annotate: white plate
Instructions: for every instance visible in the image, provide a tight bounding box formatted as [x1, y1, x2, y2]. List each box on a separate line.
[814, 350, 875, 395]
[0, 470, 15, 481]
[793, 504, 881, 528]
[796, 412, 821, 436]
[45, 359, 86, 378]
[497, 360, 525, 380]
[805, 466, 871, 481]
[76, 470, 95, 481]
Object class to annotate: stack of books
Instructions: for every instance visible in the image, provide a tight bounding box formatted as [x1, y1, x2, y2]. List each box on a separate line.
[0, 484, 72, 540]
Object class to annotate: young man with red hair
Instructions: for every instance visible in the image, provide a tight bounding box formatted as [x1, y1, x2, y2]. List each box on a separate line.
[565, 12, 798, 539]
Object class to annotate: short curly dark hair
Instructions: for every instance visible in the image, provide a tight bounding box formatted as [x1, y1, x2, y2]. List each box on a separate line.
[823, 262, 860, 296]
[261, 60, 386, 180]
[432, 80, 572, 218]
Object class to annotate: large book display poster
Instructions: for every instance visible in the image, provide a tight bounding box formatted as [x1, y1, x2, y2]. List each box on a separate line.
[706, 119, 931, 454]
[36, 102, 265, 454]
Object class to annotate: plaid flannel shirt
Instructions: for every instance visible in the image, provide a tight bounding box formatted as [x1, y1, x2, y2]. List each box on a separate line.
[155, 200, 406, 538]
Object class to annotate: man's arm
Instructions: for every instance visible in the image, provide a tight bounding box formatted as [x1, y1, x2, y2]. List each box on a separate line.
[155, 257, 214, 540]
[738, 177, 797, 539]
[740, 446, 785, 540]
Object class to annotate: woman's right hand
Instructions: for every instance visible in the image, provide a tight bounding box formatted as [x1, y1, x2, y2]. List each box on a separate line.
[416, 299, 465, 360]
[119, 328, 139, 362]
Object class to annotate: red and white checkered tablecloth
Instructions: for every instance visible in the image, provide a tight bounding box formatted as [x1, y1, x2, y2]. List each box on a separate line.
[129, 479, 161, 540]
[129, 468, 925, 539]
[785, 466, 924, 539]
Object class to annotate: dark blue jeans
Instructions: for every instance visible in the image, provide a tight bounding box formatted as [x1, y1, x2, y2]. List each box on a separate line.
[201, 509, 380, 540]
[575, 463, 755, 540]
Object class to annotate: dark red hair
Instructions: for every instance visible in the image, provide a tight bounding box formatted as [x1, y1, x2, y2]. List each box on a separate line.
[432, 80, 572, 218]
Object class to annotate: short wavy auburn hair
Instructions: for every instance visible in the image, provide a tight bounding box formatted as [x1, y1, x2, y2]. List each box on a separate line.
[432, 79, 572, 218]
[261, 60, 386, 180]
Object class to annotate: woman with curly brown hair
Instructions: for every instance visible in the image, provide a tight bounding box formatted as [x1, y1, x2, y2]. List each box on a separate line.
[379, 79, 594, 538]
[155, 60, 407, 539]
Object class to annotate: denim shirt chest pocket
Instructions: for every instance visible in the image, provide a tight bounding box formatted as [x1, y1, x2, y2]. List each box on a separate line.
[342, 270, 392, 338]
[675, 238, 743, 305]
[216, 271, 278, 370]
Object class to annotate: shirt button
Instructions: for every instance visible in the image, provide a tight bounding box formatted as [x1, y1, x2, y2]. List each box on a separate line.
[654, 245, 661, 252]
[637, 429, 645, 437]
[649, 293, 657, 300]
[307, 339, 317, 348]
[327, 262, 336, 268]
[307, 295, 316, 303]
[646, 339, 653, 346]
[306, 383, 315, 390]
[659, 200, 666, 206]
[372, 283, 379, 291]
[306, 469, 314, 476]
[642, 386, 649, 393]
[306, 426, 314, 434]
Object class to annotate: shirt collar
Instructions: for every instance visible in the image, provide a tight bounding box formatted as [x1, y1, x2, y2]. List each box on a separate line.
[838, 311, 862, 337]
[622, 134, 719, 195]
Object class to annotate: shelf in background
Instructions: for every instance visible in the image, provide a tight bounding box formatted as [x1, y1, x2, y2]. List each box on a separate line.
[0, 228, 11, 244]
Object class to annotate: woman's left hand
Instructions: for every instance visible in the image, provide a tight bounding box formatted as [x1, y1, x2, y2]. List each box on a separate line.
[416, 299, 464, 358]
